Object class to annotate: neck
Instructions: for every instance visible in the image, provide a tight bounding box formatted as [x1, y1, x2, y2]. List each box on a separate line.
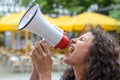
[73, 64, 85, 80]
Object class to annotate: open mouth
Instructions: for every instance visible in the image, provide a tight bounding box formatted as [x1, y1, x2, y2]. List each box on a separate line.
[69, 45, 75, 53]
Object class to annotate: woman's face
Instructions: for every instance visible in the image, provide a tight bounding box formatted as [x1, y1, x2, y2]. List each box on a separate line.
[64, 32, 94, 66]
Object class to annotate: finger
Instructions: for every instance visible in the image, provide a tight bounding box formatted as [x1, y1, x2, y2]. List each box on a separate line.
[35, 41, 43, 52]
[30, 46, 42, 61]
[42, 40, 52, 49]
[29, 51, 32, 56]
[31, 56, 37, 65]
[34, 41, 41, 54]
[31, 53, 36, 61]
[33, 48, 42, 59]
[35, 41, 39, 46]
[31, 50, 41, 62]
[41, 41, 50, 55]
[31, 46, 35, 49]
[30, 48, 37, 57]
[36, 41, 46, 56]
[29, 49, 35, 55]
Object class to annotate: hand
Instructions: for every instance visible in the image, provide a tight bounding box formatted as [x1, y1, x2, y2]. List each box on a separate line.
[30, 47, 39, 80]
[30, 40, 53, 80]
[29, 63, 39, 80]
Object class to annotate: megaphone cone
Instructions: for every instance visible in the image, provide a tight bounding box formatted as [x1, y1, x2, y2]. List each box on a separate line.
[18, 3, 70, 49]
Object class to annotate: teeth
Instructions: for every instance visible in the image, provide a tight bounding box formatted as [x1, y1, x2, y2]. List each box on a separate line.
[69, 46, 74, 53]
[69, 47, 72, 53]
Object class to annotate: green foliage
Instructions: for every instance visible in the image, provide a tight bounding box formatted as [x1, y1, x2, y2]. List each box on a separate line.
[55, 0, 87, 14]
[109, 0, 120, 30]
[109, 7, 120, 20]
[95, 0, 113, 7]
[113, 0, 120, 3]
[20, 0, 115, 16]
[35, 0, 57, 14]
[109, 0, 120, 21]
[20, 0, 31, 7]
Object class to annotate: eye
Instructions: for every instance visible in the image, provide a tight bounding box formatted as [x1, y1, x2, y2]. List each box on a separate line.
[79, 37, 85, 41]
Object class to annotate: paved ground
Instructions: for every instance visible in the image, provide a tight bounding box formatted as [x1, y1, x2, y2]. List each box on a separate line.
[0, 71, 61, 80]
[0, 62, 62, 80]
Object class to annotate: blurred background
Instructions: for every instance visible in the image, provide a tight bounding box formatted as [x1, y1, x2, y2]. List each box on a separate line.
[0, 0, 120, 80]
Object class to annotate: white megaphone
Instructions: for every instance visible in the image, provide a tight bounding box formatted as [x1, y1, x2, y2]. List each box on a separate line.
[18, 3, 70, 49]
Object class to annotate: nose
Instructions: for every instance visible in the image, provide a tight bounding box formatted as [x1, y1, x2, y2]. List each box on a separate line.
[71, 38, 77, 44]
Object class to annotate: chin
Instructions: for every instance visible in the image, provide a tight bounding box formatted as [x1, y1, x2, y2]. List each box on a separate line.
[63, 57, 72, 65]
[64, 46, 75, 65]
[63, 53, 74, 65]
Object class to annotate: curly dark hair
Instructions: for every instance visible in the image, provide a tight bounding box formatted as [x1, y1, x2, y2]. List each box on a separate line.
[60, 25, 120, 80]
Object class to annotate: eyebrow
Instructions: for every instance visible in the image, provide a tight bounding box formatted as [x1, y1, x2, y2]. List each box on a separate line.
[79, 32, 86, 36]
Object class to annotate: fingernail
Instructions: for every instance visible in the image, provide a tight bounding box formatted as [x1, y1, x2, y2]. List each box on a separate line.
[31, 46, 34, 49]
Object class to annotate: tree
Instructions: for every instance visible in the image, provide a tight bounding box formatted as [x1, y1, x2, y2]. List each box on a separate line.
[109, 5, 120, 20]
[20, 0, 115, 17]
[109, 0, 120, 20]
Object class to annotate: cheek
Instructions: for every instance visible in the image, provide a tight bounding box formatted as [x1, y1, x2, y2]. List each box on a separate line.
[75, 48, 88, 60]
[76, 43, 90, 53]
[74, 45, 90, 62]
[77, 41, 92, 53]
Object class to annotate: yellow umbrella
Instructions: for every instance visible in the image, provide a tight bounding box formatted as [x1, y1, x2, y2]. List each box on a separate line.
[67, 12, 118, 31]
[43, 15, 55, 23]
[10, 10, 26, 26]
[53, 16, 73, 31]
[0, 10, 55, 31]
[0, 13, 18, 31]
[115, 21, 120, 31]
[12, 10, 54, 26]
[0, 10, 27, 31]
[54, 16, 71, 21]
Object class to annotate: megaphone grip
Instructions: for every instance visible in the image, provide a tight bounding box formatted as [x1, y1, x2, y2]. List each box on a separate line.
[54, 35, 70, 49]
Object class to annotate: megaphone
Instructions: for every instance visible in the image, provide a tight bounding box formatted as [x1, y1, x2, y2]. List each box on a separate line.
[18, 3, 70, 49]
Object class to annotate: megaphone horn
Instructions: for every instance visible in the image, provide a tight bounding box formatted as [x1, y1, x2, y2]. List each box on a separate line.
[18, 3, 70, 49]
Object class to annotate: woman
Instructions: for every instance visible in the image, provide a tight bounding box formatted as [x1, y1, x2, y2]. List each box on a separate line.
[29, 25, 120, 80]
